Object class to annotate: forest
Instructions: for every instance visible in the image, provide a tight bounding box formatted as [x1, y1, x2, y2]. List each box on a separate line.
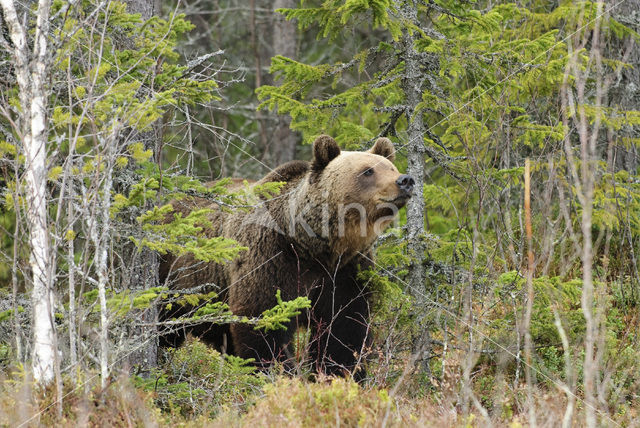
[0, 0, 639, 426]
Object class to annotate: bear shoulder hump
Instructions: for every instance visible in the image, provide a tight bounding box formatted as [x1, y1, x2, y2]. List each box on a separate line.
[259, 160, 310, 184]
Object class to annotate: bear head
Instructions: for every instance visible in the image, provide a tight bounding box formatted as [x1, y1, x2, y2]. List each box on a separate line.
[302, 135, 415, 261]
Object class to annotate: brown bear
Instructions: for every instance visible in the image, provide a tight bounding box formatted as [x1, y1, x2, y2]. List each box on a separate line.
[159, 135, 414, 379]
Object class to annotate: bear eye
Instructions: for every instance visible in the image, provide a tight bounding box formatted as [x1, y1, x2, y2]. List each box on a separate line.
[363, 168, 374, 177]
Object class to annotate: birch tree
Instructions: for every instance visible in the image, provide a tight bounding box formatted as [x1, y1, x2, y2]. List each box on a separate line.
[0, 0, 231, 388]
[84, 131, 119, 388]
[561, 3, 612, 425]
[0, 0, 56, 385]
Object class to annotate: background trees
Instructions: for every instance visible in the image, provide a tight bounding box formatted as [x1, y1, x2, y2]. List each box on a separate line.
[1, 0, 639, 425]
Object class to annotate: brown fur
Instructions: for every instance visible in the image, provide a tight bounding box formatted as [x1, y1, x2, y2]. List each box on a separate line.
[159, 135, 411, 379]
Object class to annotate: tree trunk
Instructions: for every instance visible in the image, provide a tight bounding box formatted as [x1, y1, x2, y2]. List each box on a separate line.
[400, 0, 430, 375]
[67, 197, 78, 382]
[402, 34, 426, 299]
[121, 0, 159, 372]
[561, 6, 606, 425]
[250, 0, 269, 157]
[124, 0, 155, 19]
[86, 133, 116, 389]
[271, 0, 298, 165]
[1, 0, 56, 386]
[610, 3, 640, 172]
[608, 3, 640, 289]
[523, 159, 537, 426]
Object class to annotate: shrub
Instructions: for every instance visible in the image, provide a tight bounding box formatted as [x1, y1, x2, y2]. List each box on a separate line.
[241, 377, 400, 427]
[135, 337, 265, 417]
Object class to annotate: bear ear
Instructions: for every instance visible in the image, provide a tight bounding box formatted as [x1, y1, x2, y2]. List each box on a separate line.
[369, 137, 395, 162]
[311, 135, 341, 171]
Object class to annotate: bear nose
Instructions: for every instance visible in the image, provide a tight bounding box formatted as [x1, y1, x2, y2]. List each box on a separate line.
[396, 174, 415, 193]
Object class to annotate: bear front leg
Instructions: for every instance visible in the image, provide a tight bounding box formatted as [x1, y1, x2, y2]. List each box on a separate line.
[227, 252, 304, 370]
[311, 258, 373, 381]
[229, 323, 294, 368]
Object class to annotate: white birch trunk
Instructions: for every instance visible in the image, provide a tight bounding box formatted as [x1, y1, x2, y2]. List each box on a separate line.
[85, 133, 116, 389]
[578, 7, 604, 426]
[1, 0, 55, 385]
[68, 198, 78, 381]
[29, 0, 55, 386]
[562, 4, 606, 425]
[97, 169, 112, 390]
[523, 159, 537, 426]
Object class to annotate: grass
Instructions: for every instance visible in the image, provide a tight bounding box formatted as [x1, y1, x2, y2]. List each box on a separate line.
[3, 337, 639, 428]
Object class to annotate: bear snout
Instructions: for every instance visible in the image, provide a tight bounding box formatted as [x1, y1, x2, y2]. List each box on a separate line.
[396, 174, 415, 195]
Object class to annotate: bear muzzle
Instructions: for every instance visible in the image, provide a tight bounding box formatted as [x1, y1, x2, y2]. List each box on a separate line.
[376, 174, 414, 209]
[381, 174, 416, 208]
[389, 174, 415, 207]
[396, 174, 415, 194]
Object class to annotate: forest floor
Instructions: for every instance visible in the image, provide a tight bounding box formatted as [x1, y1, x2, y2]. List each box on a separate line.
[1, 337, 636, 427]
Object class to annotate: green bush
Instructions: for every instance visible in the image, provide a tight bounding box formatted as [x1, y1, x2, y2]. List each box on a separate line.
[241, 377, 399, 427]
[134, 337, 265, 417]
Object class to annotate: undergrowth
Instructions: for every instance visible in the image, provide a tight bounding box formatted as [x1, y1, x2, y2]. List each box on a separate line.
[3, 335, 640, 427]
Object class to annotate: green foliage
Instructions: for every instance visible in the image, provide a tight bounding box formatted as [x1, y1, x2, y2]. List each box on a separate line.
[134, 205, 247, 263]
[591, 168, 640, 234]
[278, 0, 402, 41]
[0, 208, 16, 284]
[71, 283, 309, 338]
[192, 301, 235, 319]
[2, 0, 236, 297]
[255, 290, 311, 332]
[81, 287, 168, 318]
[258, 3, 640, 413]
[159, 289, 311, 341]
[116, 167, 284, 267]
[359, 268, 412, 327]
[1, 0, 639, 419]
[241, 377, 399, 427]
[493, 272, 584, 345]
[0, 306, 23, 324]
[157, 291, 247, 329]
[134, 337, 264, 417]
